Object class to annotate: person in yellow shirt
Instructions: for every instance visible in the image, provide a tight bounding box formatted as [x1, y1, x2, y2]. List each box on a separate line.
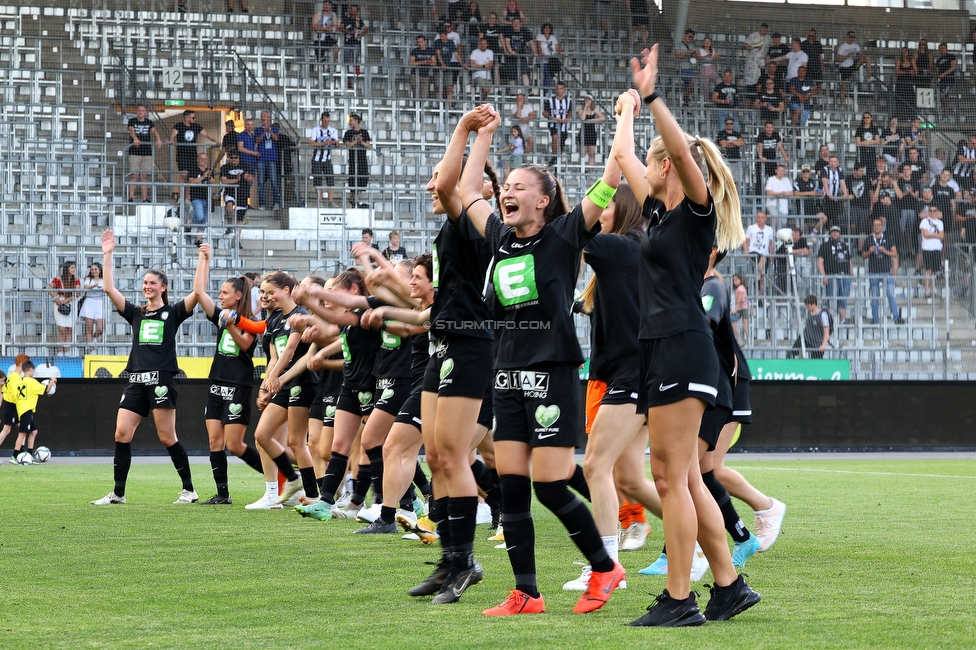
[9, 360, 56, 463]
[1, 354, 29, 457]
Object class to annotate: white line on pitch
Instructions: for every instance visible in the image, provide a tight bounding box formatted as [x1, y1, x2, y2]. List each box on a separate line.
[729, 466, 976, 480]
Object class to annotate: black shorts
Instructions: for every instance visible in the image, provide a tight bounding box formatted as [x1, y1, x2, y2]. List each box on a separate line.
[492, 363, 580, 448]
[269, 379, 317, 409]
[823, 198, 844, 223]
[2, 400, 18, 426]
[176, 154, 197, 174]
[336, 383, 377, 418]
[374, 377, 412, 416]
[308, 380, 331, 421]
[477, 388, 494, 430]
[204, 382, 253, 426]
[631, 14, 649, 26]
[312, 160, 335, 187]
[731, 378, 752, 424]
[637, 331, 719, 411]
[321, 393, 339, 427]
[698, 406, 731, 452]
[839, 65, 857, 81]
[119, 371, 179, 417]
[422, 334, 493, 399]
[18, 410, 37, 434]
[600, 368, 640, 406]
[922, 249, 943, 272]
[394, 389, 423, 430]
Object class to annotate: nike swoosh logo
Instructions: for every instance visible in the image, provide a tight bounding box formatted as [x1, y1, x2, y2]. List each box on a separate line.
[537, 432, 557, 439]
[448, 516, 462, 521]
[659, 382, 679, 391]
[607, 389, 625, 395]
[452, 574, 473, 597]
[505, 545, 516, 551]
[568, 530, 581, 536]
[499, 248, 509, 254]
[603, 585, 614, 595]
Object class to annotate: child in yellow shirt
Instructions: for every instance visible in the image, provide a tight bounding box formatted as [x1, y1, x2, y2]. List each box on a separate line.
[9, 360, 56, 463]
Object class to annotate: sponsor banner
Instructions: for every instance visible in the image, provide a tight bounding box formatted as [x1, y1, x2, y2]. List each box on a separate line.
[747, 359, 851, 381]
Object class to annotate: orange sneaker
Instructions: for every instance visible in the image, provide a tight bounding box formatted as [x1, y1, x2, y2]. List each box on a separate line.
[573, 561, 625, 614]
[482, 590, 546, 617]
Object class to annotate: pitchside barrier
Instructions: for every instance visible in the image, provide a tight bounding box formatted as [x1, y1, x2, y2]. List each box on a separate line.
[11, 379, 976, 455]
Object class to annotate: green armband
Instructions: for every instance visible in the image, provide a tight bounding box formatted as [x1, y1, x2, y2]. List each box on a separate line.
[586, 179, 617, 209]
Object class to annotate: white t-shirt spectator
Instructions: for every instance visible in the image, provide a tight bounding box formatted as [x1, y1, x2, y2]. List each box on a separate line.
[765, 175, 794, 216]
[919, 216, 944, 251]
[836, 42, 860, 69]
[469, 48, 494, 80]
[745, 223, 775, 256]
[785, 50, 809, 80]
[536, 33, 559, 57]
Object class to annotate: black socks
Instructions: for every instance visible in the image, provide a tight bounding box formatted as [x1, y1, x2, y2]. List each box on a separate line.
[210, 451, 229, 498]
[568, 463, 591, 501]
[300, 467, 319, 499]
[365, 445, 384, 504]
[534, 479, 612, 572]
[238, 445, 264, 473]
[702, 470, 750, 543]
[114, 441, 132, 497]
[471, 460, 502, 510]
[319, 452, 349, 505]
[413, 462, 431, 497]
[166, 441, 194, 491]
[500, 474, 538, 597]
[447, 495, 479, 570]
[271, 452, 299, 482]
[352, 465, 372, 506]
[429, 496, 452, 557]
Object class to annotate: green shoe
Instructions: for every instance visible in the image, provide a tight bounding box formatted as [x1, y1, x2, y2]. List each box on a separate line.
[295, 500, 333, 521]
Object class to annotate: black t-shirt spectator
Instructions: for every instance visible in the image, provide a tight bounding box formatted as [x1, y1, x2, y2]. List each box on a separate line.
[433, 37, 459, 67]
[758, 91, 784, 123]
[788, 77, 814, 109]
[411, 45, 437, 76]
[848, 174, 870, 211]
[862, 232, 895, 274]
[794, 175, 820, 214]
[800, 39, 824, 77]
[896, 177, 918, 211]
[128, 117, 155, 156]
[933, 183, 957, 219]
[882, 129, 902, 159]
[189, 167, 210, 202]
[343, 14, 366, 45]
[936, 52, 956, 82]
[758, 130, 782, 161]
[854, 125, 878, 167]
[221, 131, 238, 157]
[712, 82, 738, 108]
[716, 130, 743, 160]
[480, 22, 503, 53]
[819, 238, 852, 275]
[507, 26, 533, 56]
[767, 44, 789, 81]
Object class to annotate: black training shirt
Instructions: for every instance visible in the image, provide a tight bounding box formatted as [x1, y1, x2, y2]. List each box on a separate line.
[266, 305, 313, 385]
[118, 299, 193, 373]
[339, 310, 382, 390]
[429, 210, 494, 340]
[583, 230, 641, 381]
[207, 309, 256, 385]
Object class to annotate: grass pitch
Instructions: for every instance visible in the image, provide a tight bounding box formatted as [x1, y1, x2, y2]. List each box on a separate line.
[1, 457, 975, 649]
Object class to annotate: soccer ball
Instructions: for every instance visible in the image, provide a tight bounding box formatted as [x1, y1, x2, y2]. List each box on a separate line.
[16, 451, 33, 465]
[34, 446, 51, 463]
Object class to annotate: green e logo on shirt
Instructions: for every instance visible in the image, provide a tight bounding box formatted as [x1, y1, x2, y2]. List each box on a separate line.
[431, 244, 440, 289]
[493, 255, 538, 307]
[381, 330, 401, 349]
[273, 334, 288, 356]
[139, 319, 165, 344]
[339, 332, 352, 362]
[218, 329, 240, 356]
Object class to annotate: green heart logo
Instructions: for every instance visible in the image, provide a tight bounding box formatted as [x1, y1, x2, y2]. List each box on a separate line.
[290, 386, 302, 398]
[358, 391, 373, 405]
[228, 403, 242, 415]
[535, 405, 560, 428]
[325, 406, 337, 418]
[381, 388, 395, 400]
[154, 386, 168, 398]
[439, 358, 454, 380]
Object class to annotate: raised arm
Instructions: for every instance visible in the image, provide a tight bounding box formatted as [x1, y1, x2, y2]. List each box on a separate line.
[435, 106, 493, 221]
[101, 230, 126, 312]
[458, 107, 502, 236]
[194, 243, 216, 318]
[611, 89, 650, 204]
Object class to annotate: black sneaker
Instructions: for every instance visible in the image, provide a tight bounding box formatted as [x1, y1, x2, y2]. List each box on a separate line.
[200, 494, 232, 505]
[703, 575, 761, 621]
[489, 504, 500, 530]
[408, 558, 452, 597]
[431, 558, 484, 604]
[353, 519, 398, 534]
[628, 589, 706, 627]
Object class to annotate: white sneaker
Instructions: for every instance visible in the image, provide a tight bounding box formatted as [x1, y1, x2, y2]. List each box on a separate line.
[563, 563, 591, 591]
[475, 502, 492, 524]
[276, 478, 303, 504]
[334, 488, 353, 509]
[690, 542, 710, 582]
[91, 492, 126, 505]
[621, 521, 650, 552]
[396, 508, 418, 531]
[174, 489, 199, 504]
[244, 493, 283, 510]
[401, 532, 421, 541]
[281, 491, 304, 507]
[356, 502, 381, 523]
[330, 502, 362, 519]
[755, 497, 787, 552]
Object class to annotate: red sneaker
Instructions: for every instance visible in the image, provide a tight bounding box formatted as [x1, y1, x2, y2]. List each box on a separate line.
[482, 590, 546, 617]
[573, 561, 625, 614]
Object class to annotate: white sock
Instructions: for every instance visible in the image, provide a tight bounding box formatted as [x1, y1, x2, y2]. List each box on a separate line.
[266, 481, 279, 499]
[602, 535, 619, 563]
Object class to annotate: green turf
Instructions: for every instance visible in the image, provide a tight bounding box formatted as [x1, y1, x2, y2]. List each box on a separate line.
[1, 458, 975, 649]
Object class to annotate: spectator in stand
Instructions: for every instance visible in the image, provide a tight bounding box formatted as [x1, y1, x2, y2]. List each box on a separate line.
[731, 272, 749, 342]
[127, 104, 162, 203]
[311, 1, 339, 63]
[917, 186, 937, 217]
[499, 0, 526, 25]
[773, 227, 811, 294]
[765, 164, 794, 225]
[800, 27, 824, 89]
[905, 147, 927, 185]
[49, 261, 80, 354]
[360, 227, 380, 250]
[674, 29, 696, 103]
[697, 36, 721, 103]
[168, 110, 216, 203]
[791, 295, 831, 358]
[343, 113, 371, 208]
[902, 116, 926, 157]
[853, 112, 879, 170]
[309, 110, 340, 207]
[187, 152, 213, 244]
[479, 12, 504, 83]
[433, 26, 464, 102]
[818, 225, 853, 324]
[443, 20, 462, 50]
[932, 168, 961, 225]
[711, 69, 739, 131]
[463, 2, 482, 53]
[498, 124, 524, 175]
[501, 16, 535, 88]
[871, 171, 897, 212]
[254, 111, 280, 210]
[952, 134, 976, 195]
[959, 194, 976, 243]
[919, 205, 945, 297]
[716, 117, 745, 189]
[742, 22, 770, 97]
[929, 146, 947, 185]
[544, 82, 572, 166]
[788, 65, 815, 127]
[757, 78, 785, 125]
[760, 61, 786, 100]
[847, 165, 872, 235]
[382, 230, 410, 262]
[219, 150, 250, 235]
[469, 37, 494, 101]
[880, 116, 903, 164]
[793, 165, 823, 224]
[512, 92, 536, 153]
[536, 22, 565, 89]
[342, 4, 368, 82]
[862, 217, 902, 324]
[594, 0, 612, 40]
[914, 39, 933, 87]
[771, 37, 808, 82]
[935, 43, 957, 120]
[765, 33, 789, 83]
[236, 118, 259, 210]
[446, 0, 464, 23]
[893, 48, 918, 116]
[629, 0, 650, 45]
[577, 94, 605, 167]
[814, 144, 832, 177]
[836, 30, 873, 103]
[79, 262, 105, 349]
[744, 211, 775, 294]
[757, 121, 790, 192]
[894, 163, 920, 254]
[867, 155, 888, 191]
[409, 35, 438, 99]
[218, 119, 238, 168]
